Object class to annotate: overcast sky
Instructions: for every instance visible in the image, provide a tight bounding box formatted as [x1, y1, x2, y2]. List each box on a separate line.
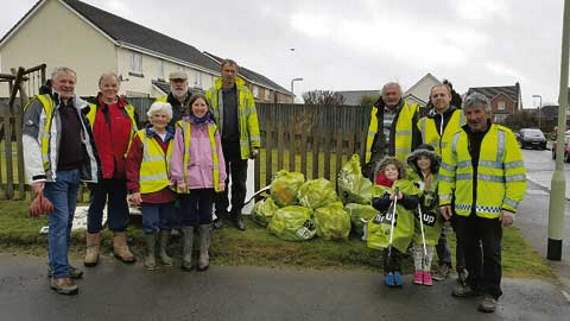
[0, 0, 565, 108]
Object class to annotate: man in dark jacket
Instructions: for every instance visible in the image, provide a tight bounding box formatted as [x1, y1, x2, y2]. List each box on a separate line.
[418, 84, 466, 283]
[365, 82, 423, 178]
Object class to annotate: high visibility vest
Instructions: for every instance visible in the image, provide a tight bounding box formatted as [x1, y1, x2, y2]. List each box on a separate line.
[438, 124, 527, 218]
[175, 120, 223, 193]
[366, 100, 419, 162]
[138, 129, 172, 194]
[33, 95, 57, 173]
[418, 108, 465, 156]
[205, 77, 261, 160]
[84, 100, 138, 157]
[25, 94, 98, 183]
[155, 96, 168, 103]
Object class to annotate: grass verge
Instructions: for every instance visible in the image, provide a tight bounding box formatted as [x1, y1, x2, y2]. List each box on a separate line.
[0, 200, 556, 279]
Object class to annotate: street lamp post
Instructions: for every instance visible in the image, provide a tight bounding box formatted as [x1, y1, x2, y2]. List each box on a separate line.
[291, 77, 303, 102]
[532, 94, 543, 130]
[547, 0, 569, 261]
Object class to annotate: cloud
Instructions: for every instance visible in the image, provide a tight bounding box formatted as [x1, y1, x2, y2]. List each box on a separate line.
[453, 0, 510, 22]
[485, 61, 526, 82]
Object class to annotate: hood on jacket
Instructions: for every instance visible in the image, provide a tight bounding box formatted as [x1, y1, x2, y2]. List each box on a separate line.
[406, 144, 441, 175]
[376, 156, 405, 180]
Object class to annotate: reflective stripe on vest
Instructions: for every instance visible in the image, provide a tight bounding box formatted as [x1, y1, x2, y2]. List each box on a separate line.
[138, 130, 171, 194]
[177, 121, 222, 192]
[445, 125, 525, 218]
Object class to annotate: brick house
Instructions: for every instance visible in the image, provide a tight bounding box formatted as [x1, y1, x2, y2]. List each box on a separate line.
[466, 83, 522, 123]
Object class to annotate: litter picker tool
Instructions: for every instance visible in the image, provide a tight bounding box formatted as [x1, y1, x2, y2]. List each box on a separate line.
[386, 187, 400, 266]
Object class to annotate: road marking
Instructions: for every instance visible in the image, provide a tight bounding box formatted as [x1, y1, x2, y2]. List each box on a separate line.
[526, 189, 548, 196]
[561, 290, 570, 303]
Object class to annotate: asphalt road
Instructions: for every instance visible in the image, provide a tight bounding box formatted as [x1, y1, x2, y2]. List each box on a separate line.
[0, 253, 568, 321]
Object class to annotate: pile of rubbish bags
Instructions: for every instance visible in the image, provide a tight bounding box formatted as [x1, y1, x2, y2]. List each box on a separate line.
[253, 155, 383, 242]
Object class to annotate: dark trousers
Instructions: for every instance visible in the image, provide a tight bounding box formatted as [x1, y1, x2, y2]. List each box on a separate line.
[87, 179, 130, 233]
[454, 215, 503, 299]
[214, 157, 248, 219]
[383, 248, 403, 273]
[436, 223, 466, 271]
[181, 189, 215, 226]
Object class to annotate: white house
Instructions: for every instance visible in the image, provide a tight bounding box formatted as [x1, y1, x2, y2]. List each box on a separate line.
[0, 0, 293, 102]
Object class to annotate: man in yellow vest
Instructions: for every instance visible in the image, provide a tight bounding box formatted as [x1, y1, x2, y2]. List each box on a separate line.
[23, 67, 99, 295]
[439, 93, 527, 313]
[418, 84, 466, 282]
[365, 82, 422, 178]
[205, 59, 261, 231]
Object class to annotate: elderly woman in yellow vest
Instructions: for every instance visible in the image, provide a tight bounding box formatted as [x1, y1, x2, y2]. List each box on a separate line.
[170, 94, 227, 271]
[126, 102, 176, 271]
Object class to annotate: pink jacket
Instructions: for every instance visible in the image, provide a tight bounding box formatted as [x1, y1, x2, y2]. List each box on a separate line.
[170, 120, 226, 190]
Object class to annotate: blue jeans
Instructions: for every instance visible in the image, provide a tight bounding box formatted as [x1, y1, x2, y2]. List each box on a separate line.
[142, 202, 175, 234]
[44, 169, 81, 279]
[87, 179, 129, 233]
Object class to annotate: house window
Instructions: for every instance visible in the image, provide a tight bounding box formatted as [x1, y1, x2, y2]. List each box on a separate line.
[158, 61, 165, 80]
[265, 88, 271, 101]
[497, 101, 506, 111]
[129, 52, 143, 76]
[252, 85, 259, 98]
[195, 72, 203, 88]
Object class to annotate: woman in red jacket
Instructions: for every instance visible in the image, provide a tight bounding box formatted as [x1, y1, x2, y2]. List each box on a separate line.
[84, 72, 138, 266]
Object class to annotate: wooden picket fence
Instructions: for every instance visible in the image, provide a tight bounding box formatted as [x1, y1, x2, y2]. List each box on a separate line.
[253, 103, 371, 191]
[0, 73, 373, 199]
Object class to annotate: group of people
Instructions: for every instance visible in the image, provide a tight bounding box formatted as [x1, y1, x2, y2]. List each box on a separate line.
[22, 61, 526, 314]
[22, 59, 260, 296]
[365, 82, 527, 313]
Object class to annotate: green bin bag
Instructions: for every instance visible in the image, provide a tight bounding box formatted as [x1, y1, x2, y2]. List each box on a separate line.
[268, 206, 316, 241]
[298, 178, 339, 210]
[252, 197, 279, 227]
[344, 203, 378, 236]
[337, 154, 382, 205]
[271, 170, 305, 207]
[314, 202, 351, 241]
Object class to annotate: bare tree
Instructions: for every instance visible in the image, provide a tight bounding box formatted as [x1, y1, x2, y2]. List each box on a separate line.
[302, 90, 346, 107]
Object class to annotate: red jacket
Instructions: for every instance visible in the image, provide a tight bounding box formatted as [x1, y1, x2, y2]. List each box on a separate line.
[91, 95, 134, 179]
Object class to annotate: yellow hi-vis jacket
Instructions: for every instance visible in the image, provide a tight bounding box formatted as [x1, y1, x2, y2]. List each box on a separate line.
[418, 107, 465, 156]
[205, 77, 261, 160]
[174, 120, 223, 193]
[366, 100, 420, 162]
[137, 129, 172, 194]
[23, 94, 99, 184]
[438, 124, 527, 218]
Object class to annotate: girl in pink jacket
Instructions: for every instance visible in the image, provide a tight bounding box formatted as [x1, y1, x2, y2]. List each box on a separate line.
[170, 94, 226, 272]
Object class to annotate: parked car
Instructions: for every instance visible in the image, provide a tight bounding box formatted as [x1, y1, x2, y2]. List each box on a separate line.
[551, 131, 570, 162]
[517, 128, 547, 150]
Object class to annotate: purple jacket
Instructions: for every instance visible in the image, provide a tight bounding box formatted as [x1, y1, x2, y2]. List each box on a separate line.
[170, 120, 226, 190]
